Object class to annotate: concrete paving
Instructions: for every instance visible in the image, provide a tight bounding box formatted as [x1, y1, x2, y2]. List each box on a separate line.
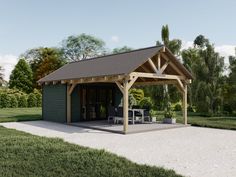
[1, 120, 236, 177]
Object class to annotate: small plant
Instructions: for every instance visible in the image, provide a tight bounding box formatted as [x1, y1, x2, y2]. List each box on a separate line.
[164, 102, 175, 119]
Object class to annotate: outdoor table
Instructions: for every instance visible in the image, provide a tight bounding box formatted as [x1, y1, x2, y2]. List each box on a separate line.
[129, 108, 146, 124]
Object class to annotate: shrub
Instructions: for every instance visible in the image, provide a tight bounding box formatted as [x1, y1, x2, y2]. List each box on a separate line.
[34, 89, 42, 107]
[129, 89, 144, 103]
[139, 97, 153, 109]
[0, 93, 11, 108]
[18, 94, 28, 107]
[174, 103, 182, 111]
[128, 93, 137, 108]
[9, 94, 18, 108]
[27, 93, 37, 107]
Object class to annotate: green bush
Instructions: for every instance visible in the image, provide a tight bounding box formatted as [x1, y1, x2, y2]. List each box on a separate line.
[9, 94, 18, 108]
[0, 93, 11, 108]
[27, 93, 37, 107]
[129, 88, 144, 103]
[174, 103, 182, 111]
[139, 97, 153, 109]
[18, 94, 28, 107]
[34, 89, 42, 107]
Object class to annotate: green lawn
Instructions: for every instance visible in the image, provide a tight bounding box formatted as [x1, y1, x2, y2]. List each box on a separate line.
[0, 107, 42, 122]
[155, 111, 236, 130]
[0, 126, 181, 177]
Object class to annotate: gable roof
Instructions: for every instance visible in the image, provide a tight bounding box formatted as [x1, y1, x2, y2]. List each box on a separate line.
[38, 45, 192, 83]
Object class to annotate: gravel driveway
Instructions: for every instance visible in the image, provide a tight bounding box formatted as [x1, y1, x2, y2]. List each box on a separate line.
[1, 120, 236, 177]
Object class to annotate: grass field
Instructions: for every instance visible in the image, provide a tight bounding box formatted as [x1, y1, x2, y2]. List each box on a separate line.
[0, 126, 181, 177]
[0, 108, 42, 122]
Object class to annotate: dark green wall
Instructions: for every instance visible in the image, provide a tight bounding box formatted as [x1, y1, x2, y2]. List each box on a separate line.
[71, 85, 81, 122]
[42, 84, 67, 123]
[42, 83, 122, 123]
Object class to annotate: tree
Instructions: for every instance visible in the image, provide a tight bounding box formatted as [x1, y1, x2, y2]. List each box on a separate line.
[21, 47, 65, 88]
[194, 35, 209, 48]
[9, 59, 33, 93]
[35, 48, 65, 81]
[227, 49, 236, 111]
[159, 25, 182, 56]
[0, 66, 5, 86]
[112, 46, 133, 54]
[62, 33, 106, 61]
[182, 35, 225, 115]
[161, 25, 169, 45]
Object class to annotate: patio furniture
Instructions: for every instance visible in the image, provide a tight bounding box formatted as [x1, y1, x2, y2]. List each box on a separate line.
[107, 106, 116, 123]
[143, 106, 151, 122]
[114, 107, 134, 124]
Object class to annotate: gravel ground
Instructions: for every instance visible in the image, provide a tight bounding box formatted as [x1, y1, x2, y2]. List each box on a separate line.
[1, 120, 236, 177]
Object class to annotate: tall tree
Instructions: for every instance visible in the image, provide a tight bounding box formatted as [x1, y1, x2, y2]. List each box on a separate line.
[21, 47, 65, 88]
[159, 25, 182, 56]
[0, 66, 5, 86]
[62, 33, 106, 61]
[9, 59, 33, 93]
[227, 49, 236, 111]
[182, 35, 225, 115]
[112, 46, 133, 54]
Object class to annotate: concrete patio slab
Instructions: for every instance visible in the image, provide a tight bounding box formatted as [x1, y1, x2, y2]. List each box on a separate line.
[70, 120, 188, 134]
[1, 120, 236, 177]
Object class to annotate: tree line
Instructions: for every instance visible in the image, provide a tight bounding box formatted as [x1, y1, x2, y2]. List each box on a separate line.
[0, 27, 235, 115]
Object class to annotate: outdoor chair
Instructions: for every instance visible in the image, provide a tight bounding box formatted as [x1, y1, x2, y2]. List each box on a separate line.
[143, 106, 151, 122]
[114, 107, 123, 124]
[107, 106, 116, 123]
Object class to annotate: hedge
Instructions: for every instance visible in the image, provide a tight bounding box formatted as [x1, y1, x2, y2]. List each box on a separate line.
[0, 88, 42, 108]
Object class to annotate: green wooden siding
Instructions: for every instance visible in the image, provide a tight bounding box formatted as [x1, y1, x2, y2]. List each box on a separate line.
[71, 85, 81, 122]
[42, 84, 67, 123]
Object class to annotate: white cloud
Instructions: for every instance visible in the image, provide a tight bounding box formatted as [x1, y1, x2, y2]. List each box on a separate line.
[0, 54, 18, 81]
[215, 45, 235, 65]
[182, 41, 194, 50]
[111, 35, 120, 43]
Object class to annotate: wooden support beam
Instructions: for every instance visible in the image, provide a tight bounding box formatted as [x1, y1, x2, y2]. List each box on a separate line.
[115, 81, 124, 94]
[123, 79, 129, 134]
[148, 58, 159, 74]
[130, 72, 185, 80]
[176, 78, 185, 93]
[183, 84, 188, 125]
[127, 76, 138, 90]
[157, 53, 161, 70]
[160, 60, 170, 73]
[68, 83, 77, 95]
[134, 80, 177, 86]
[161, 53, 186, 78]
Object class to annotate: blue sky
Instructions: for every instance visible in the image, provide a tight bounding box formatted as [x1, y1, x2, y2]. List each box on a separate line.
[0, 0, 236, 80]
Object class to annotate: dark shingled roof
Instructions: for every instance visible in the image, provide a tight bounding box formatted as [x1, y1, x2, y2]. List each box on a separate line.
[39, 45, 192, 82]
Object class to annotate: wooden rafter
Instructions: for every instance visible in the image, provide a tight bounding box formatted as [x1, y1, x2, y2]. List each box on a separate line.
[115, 81, 124, 94]
[160, 60, 170, 73]
[148, 58, 159, 74]
[161, 53, 185, 78]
